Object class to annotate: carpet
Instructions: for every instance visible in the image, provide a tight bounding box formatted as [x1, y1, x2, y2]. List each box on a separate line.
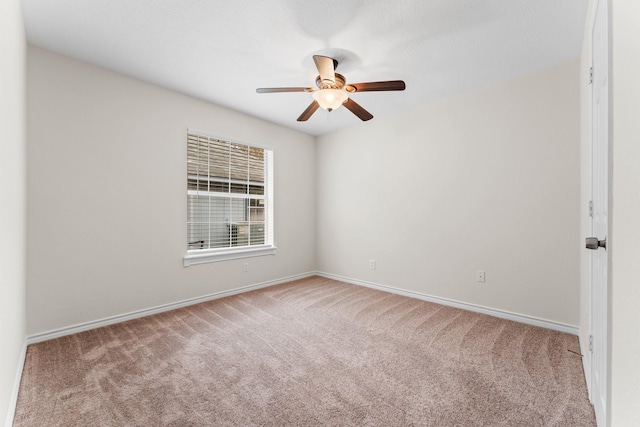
[14, 276, 596, 426]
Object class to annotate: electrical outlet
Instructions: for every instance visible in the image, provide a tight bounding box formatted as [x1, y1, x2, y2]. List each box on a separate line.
[369, 259, 376, 270]
[243, 262, 249, 272]
[476, 270, 485, 283]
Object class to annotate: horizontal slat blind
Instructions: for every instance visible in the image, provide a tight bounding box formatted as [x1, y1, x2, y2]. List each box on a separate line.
[187, 132, 272, 252]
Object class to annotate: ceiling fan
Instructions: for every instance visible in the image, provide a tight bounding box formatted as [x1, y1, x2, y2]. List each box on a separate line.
[256, 55, 405, 122]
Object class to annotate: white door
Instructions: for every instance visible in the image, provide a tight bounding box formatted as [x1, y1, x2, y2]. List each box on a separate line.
[589, 0, 609, 425]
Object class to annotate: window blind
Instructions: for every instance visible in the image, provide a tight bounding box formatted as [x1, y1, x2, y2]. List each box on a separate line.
[187, 131, 273, 252]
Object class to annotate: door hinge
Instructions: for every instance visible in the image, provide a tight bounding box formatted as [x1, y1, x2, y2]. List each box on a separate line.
[589, 67, 593, 84]
[589, 335, 593, 352]
[589, 200, 594, 218]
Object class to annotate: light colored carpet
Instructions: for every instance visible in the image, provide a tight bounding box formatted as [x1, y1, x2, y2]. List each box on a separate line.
[14, 276, 596, 426]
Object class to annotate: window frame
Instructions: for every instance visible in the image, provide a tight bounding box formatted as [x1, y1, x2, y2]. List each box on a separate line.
[183, 129, 276, 267]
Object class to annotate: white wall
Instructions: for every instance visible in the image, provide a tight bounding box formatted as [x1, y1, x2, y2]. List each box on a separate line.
[317, 61, 581, 327]
[27, 46, 316, 335]
[0, 0, 27, 424]
[610, 1, 640, 424]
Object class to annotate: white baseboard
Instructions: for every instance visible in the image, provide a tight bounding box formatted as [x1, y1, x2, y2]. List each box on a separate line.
[4, 340, 27, 427]
[27, 271, 315, 344]
[316, 272, 579, 336]
[26, 270, 579, 345]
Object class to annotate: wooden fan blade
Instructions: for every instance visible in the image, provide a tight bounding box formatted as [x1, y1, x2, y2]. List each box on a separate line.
[345, 80, 406, 93]
[297, 101, 320, 122]
[343, 98, 373, 121]
[313, 55, 336, 85]
[256, 87, 313, 93]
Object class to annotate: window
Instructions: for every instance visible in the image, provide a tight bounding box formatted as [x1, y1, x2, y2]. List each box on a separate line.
[184, 130, 275, 266]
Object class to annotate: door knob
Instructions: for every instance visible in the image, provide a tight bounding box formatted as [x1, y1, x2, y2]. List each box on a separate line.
[586, 237, 606, 250]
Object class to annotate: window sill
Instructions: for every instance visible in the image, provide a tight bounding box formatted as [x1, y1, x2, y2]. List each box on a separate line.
[183, 245, 277, 267]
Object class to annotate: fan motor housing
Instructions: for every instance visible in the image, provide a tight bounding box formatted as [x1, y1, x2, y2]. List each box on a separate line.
[316, 73, 346, 90]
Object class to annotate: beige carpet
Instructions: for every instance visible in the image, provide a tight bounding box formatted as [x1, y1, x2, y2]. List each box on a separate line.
[14, 276, 596, 426]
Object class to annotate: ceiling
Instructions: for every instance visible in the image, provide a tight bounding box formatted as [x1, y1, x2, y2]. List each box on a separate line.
[22, 0, 589, 136]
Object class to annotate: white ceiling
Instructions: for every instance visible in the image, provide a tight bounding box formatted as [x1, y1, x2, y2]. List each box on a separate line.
[22, 0, 589, 136]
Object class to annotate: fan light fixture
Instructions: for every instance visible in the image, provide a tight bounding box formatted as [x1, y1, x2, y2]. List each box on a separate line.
[312, 89, 348, 111]
[256, 55, 405, 122]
